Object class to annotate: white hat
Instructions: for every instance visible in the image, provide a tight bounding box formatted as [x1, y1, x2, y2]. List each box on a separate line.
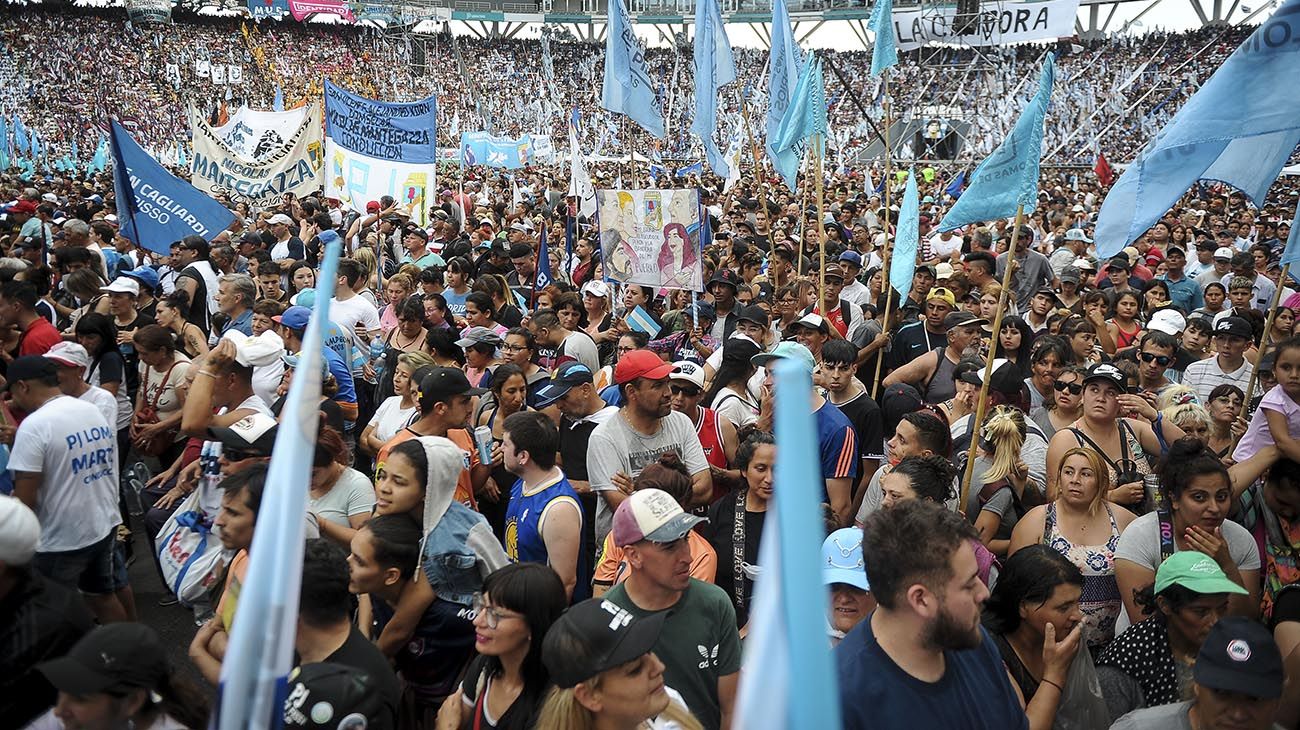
[1215, 246, 1236, 261]
[1071, 204, 1086, 213]
[1148, 309, 1187, 336]
[0, 495, 39, 566]
[45, 341, 91, 369]
[935, 262, 956, 280]
[581, 280, 611, 299]
[99, 277, 140, 296]
[267, 213, 294, 226]
[669, 361, 706, 389]
[221, 330, 287, 368]
[40, 192, 58, 204]
[1072, 257, 1097, 271]
[1064, 228, 1092, 243]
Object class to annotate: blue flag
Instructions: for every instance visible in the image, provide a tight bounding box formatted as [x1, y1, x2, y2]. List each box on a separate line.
[273, 85, 285, 112]
[733, 357, 842, 730]
[869, 0, 898, 77]
[215, 235, 342, 730]
[891, 170, 920, 302]
[601, 0, 666, 139]
[938, 53, 1054, 232]
[944, 170, 967, 199]
[1095, 3, 1300, 258]
[771, 54, 827, 193]
[692, 0, 735, 177]
[13, 115, 27, 156]
[536, 236, 553, 293]
[1283, 197, 1300, 267]
[765, 0, 803, 160]
[176, 143, 186, 169]
[109, 120, 235, 255]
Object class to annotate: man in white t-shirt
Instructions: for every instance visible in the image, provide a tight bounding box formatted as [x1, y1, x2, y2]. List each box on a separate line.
[44, 342, 118, 428]
[329, 254, 382, 380]
[7, 356, 125, 622]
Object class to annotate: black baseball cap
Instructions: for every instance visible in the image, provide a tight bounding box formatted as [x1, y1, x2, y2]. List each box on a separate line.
[38, 623, 169, 695]
[1082, 362, 1127, 390]
[542, 598, 668, 689]
[403, 226, 428, 242]
[1214, 315, 1253, 339]
[509, 242, 533, 259]
[1193, 617, 1283, 699]
[533, 361, 595, 408]
[208, 412, 279, 457]
[1106, 256, 1131, 272]
[958, 358, 1023, 397]
[943, 311, 987, 330]
[4, 355, 58, 390]
[418, 367, 485, 410]
[282, 662, 391, 729]
[735, 304, 769, 327]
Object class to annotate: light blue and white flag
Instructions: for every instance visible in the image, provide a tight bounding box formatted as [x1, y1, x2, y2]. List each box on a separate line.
[215, 234, 342, 730]
[692, 0, 735, 177]
[1096, 4, 1300, 258]
[891, 169, 919, 301]
[602, 0, 666, 139]
[869, 0, 898, 77]
[938, 53, 1055, 232]
[110, 120, 235, 255]
[765, 0, 803, 159]
[733, 358, 842, 730]
[13, 115, 28, 156]
[771, 54, 827, 192]
[273, 85, 284, 112]
[1283, 197, 1300, 268]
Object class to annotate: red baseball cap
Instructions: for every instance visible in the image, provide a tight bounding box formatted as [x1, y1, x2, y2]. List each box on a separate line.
[614, 350, 674, 385]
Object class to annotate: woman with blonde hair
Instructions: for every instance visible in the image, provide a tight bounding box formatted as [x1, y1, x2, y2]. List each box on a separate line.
[978, 282, 1004, 321]
[534, 598, 703, 730]
[1010, 447, 1137, 647]
[379, 271, 416, 330]
[1160, 393, 1212, 445]
[965, 405, 1042, 557]
[352, 246, 380, 305]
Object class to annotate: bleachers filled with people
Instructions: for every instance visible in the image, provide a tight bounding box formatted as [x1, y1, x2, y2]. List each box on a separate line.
[6, 3, 1300, 730]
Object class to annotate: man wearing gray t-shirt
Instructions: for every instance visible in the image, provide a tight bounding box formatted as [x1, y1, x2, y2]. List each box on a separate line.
[586, 350, 711, 545]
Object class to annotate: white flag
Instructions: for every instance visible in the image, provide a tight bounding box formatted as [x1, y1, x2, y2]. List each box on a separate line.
[568, 122, 596, 218]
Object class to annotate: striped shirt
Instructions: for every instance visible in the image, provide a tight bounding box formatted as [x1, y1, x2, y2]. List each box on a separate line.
[814, 400, 859, 490]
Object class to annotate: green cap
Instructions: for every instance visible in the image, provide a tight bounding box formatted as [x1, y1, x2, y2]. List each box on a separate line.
[1154, 551, 1248, 596]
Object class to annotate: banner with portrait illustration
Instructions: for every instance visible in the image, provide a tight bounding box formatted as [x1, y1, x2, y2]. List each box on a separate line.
[213, 106, 310, 162]
[597, 189, 703, 291]
[190, 104, 324, 207]
[323, 81, 436, 226]
[125, 0, 172, 24]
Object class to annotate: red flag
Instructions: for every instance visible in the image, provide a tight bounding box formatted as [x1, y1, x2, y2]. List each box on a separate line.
[1094, 153, 1114, 187]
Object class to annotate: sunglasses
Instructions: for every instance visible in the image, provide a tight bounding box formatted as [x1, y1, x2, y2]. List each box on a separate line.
[1138, 352, 1172, 366]
[222, 448, 258, 462]
[670, 384, 701, 397]
[1053, 380, 1083, 394]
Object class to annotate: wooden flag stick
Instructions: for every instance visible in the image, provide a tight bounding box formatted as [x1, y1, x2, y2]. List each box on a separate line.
[739, 97, 777, 256]
[815, 134, 828, 310]
[870, 76, 894, 399]
[1237, 262, 1291, 445]
[959, 205, 1026, 511]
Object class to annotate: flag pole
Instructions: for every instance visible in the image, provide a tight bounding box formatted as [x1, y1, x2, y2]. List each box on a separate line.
[740, 96, 777, 255]
[795, 146, 812, 279]
[1237, 262, 1290, 444]
[870, 76, 894, 399]
[959, 204, 1025, 510]
[815, 133, 827, 310]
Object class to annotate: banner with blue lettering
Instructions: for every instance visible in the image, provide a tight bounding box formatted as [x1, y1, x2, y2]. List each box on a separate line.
[190, 104, 324, 206]
[110, 120, 237, 255]
[323, 81, 437, 226]
[248, 0, 289, 19]
[460, 131, 533, 169]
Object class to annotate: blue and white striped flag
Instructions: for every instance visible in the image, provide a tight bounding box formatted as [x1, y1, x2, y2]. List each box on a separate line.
[734, 358, 842, 729]
[214, 234, 344, 730]
[601, 0, 665, 138]
[691, 0, 735, 177]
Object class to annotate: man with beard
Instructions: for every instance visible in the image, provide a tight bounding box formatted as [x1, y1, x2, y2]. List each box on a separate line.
[882, 312, 986, 405]
[836, 500, 1028, 729]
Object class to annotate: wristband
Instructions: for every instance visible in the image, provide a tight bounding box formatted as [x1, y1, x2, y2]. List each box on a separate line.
[197, 369, 219, 378]
[1041, 678, 1064, 693]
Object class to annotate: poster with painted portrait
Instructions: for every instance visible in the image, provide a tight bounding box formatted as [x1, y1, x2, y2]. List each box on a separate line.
[596, 188, 703, 291]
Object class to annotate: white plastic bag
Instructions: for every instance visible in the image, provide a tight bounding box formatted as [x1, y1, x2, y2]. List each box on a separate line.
[156, 487, 231, 607]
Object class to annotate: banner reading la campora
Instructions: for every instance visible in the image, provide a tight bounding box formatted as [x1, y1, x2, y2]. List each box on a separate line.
[891, 0, 1078, 51]
[597, 189, 703, 291]
[324, 81, 436, 226]
[191, 104, 324, 206]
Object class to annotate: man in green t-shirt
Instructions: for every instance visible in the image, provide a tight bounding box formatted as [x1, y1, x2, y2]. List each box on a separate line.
[603, 489, 741, 730]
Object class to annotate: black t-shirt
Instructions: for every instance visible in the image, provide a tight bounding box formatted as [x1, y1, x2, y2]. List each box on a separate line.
[1, 570, 95, 727]
[831, 389, 884, 489]
[702, 496, 766, 629]
[320, 627, 401, 729]
[457, 654, 549, 730]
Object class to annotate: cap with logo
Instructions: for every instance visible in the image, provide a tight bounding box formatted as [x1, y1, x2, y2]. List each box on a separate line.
[611, 488, 707, 547]
[542, 598, 669, 689]
[1214, 246, 1236, 261]
[533, 361, 596, 407]
[926, 287, 957, 308]
[614, 349, 675, 385]
[1193, 617, 1284, 699]
[1214, 316, 1253, 339]
[580, 280, 611, 299]
[38, 623, 169, 696]
[708, 269, 741, 291]
[1154, 550, 1249, 596]
[208, 412, 280, 457]
[822, 527, 869, 591]
[669, 361, 706, 390]
[282, 662, 390, 729]
[44, 341, 91, 369]
[1148, 309, 1187, 336]
[1081, 362, 1127, 391]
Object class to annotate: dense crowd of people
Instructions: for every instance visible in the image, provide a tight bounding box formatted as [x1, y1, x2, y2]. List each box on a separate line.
[0, 6, 1263, 168]
[2, 5, 1300, 730]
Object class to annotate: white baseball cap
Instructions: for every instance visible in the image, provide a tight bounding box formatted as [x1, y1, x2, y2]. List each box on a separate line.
[267, 213, 295, 226]
[0, 495, 40, 566]
[1214, 246, 1236, 261]
[669, 361, 706, 390]
[45, 342, 91, 369]
[1148, 309, 1187, 336]
[99, 277, 140, 296]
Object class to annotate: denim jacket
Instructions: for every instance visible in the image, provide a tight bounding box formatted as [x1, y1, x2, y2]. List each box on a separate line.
[420, 502, 510, 607]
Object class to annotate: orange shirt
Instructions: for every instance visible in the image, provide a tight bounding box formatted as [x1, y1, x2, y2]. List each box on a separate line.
[217, 550, 248, 632]
[592, 531, 716, 587]
[375, 427, 480, 511]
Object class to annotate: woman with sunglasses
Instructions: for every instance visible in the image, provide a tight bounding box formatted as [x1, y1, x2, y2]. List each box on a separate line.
[1030, 366, 1085, 439]
[436, 563, 569, 730]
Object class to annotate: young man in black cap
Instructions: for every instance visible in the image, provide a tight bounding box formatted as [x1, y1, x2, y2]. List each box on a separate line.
[705, 269, 742, 341]
[1184, 316, 1255, 403]
[1111, 617, 1283, 730]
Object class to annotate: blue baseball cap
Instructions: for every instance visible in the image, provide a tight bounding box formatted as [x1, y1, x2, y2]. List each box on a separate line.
[122, 266, 160, 293]
[292, 288, 316, 308]
[273, 305, 311, 331]
[533, 361, 595, 408]
[751, 341, 816, 372]
[838, 250, 863, 267]
[822, 527, 869, 590]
